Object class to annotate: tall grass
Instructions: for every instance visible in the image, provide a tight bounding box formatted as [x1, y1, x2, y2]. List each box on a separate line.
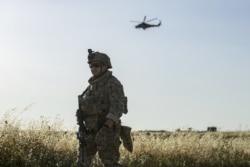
[0, 110, 77, 167]
[122, 131, 250, 167]
[1, 110, 250, 167]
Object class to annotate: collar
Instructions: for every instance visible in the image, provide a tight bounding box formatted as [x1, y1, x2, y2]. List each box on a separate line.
[88, 71, 112, 85]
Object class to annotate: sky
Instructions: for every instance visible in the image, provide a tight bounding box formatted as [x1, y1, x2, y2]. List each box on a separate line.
[1, 0, 250, 131]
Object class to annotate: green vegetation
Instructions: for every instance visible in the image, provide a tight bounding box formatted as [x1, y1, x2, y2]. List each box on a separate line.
[1, 111, 250, 167]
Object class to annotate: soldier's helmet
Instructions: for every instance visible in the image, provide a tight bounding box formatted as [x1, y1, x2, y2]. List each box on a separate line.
[87, 49, 112, 68]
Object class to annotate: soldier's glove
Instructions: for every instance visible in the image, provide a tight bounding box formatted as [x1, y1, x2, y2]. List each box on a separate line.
[120, 126, 133, 153]
[95, 126, 115, 144]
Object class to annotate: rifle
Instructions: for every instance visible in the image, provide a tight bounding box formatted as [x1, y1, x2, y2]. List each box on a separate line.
[76, 92, 86, 166]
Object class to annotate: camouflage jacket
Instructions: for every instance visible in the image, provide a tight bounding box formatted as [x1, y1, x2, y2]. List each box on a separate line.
[83, 71, 127, 126]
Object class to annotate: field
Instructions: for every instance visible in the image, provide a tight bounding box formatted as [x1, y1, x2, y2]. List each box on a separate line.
[1, 111, 250, 167]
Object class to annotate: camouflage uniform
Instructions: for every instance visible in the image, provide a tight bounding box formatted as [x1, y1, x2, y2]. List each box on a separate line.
[77, 50, 127, 167]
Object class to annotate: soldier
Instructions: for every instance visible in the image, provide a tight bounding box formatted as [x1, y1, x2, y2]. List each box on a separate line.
[76, 49, 130, 167]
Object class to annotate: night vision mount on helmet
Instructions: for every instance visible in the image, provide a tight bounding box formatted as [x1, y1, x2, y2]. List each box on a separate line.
[87, 49, 112, 68]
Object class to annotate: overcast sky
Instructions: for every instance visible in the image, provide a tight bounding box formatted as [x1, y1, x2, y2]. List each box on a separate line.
[1, 0, 250, 131]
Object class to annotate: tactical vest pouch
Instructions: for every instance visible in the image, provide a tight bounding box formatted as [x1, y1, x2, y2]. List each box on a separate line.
[83, 104, 101, 131]
[82, 105, 99, 116]
[121, 96, 128, 114]
[84, 115, 98, 131]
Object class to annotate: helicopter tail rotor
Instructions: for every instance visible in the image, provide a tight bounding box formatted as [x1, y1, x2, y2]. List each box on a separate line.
[158, 20, 161, 26]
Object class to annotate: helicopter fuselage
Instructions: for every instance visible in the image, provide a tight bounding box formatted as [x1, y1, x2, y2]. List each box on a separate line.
[135, 21, 161, 30]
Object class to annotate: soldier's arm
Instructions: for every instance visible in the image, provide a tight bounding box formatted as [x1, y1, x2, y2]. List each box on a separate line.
[105, 79, 125, 124]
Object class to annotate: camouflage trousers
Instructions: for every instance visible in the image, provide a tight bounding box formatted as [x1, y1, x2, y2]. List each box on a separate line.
[77, 127, 122, 167]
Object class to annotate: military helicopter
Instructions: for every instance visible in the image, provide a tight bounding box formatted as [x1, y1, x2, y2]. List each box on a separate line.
[130, 16, 161, 30]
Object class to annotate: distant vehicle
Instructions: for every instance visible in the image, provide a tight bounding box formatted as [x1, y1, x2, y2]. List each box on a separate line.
[130, 16, 161, 30]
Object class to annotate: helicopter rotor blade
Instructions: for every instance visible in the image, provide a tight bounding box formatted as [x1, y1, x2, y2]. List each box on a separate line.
[130, 21, 141, 23]
[143, 16, 146, 22]
[146, 18, 158, 22]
